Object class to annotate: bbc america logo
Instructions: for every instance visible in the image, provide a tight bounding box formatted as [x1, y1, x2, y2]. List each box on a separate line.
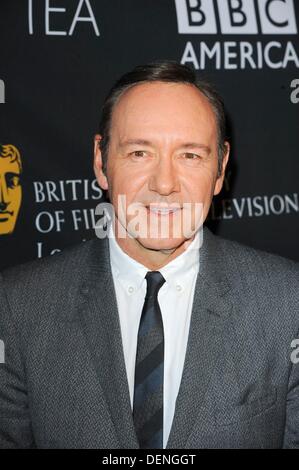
[175, 0, 298, 35]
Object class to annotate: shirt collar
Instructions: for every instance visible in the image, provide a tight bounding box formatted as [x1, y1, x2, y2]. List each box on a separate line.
[108, 220, 201, 295]
[108, 222, 148, 295]
[159, 231, 200, 293]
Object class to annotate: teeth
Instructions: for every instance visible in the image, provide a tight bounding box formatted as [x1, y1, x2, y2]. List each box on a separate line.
[148, 207, 179, 214]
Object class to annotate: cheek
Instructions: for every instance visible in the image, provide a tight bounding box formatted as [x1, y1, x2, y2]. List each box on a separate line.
[108, 168, 148, 201]
[8, 187, 22, 205]
[183, 170, 217, 201]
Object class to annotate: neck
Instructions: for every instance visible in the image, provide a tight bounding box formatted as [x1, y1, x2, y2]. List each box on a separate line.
[113, 222, 195, 270]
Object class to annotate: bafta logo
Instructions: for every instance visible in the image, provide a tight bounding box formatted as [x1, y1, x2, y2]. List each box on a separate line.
[0, 144, 22, 235]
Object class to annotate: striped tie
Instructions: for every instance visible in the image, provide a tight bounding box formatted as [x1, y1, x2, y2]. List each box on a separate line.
[133, 271, 166, 449]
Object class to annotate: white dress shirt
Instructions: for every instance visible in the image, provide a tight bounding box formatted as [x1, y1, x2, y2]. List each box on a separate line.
[108, 222, 200, 448]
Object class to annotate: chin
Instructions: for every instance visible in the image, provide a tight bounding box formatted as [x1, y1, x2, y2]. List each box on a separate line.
[136, 236, 186, 252]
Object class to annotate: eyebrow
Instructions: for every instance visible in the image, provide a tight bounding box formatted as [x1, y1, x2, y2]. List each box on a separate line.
[119, 139, 153, 148]
[119, 139, 211, 153]
[179, 142, 211, 154]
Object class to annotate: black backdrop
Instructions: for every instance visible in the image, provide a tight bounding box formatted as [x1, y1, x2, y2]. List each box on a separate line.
[0, 0, 298, 270]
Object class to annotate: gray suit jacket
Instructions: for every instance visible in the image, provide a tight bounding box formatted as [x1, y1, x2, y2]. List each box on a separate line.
[0, 226, 298, 449]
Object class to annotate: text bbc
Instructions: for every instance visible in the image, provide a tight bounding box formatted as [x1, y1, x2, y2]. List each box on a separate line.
[175, 0, 297, 35]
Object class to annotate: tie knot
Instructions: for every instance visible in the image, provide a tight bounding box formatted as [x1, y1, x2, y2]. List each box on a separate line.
[145, 271, 165, 298]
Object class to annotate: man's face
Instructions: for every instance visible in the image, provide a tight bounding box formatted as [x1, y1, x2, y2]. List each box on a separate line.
[95, 82, 229, 254]
[0, 158, 22, 235]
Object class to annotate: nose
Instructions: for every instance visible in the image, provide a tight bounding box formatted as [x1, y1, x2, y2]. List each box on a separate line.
[148, 155, 180, 196]
[0, 176, 9, 210]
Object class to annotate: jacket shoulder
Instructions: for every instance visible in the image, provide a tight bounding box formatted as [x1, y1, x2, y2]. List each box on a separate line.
[214, 232, 299, 279]
[1, 238, 94, 286]
[208, 231, 299, 325]
[0, 238, 104, 327]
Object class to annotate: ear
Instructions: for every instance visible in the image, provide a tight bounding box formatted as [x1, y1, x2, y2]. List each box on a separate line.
[93, 134, 108, 191]
[213, 141, 230, 196]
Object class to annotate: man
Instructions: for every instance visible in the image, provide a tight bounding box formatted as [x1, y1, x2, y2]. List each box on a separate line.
[0, 61, 298, 449]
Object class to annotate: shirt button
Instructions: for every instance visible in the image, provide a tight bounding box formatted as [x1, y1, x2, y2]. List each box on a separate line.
[128, 286, 134, 294]
[176, 284, 182, 292]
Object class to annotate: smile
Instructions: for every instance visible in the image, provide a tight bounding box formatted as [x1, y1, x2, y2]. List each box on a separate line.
[146, 206, 181, 215]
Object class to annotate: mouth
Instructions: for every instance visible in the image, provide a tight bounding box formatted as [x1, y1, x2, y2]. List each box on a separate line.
[0, 211, 13, 217]
[146, 205, 181, 216]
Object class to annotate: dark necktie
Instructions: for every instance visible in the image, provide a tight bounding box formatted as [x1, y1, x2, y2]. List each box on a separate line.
[133, 270, 166, 449]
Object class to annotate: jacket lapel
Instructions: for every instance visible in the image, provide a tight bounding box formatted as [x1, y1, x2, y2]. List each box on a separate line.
[166, 227, 233, 449]
[77, 236, 139, 449]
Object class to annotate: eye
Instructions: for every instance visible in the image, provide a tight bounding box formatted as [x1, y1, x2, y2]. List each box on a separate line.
[183, 153, 201, 160]
[5, 173, 20, 189]
[130, 150, 147, 158]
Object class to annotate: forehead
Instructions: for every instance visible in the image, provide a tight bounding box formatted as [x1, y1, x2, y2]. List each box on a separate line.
[0, 158, 20, 173]
[111, 82, 217, 143]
